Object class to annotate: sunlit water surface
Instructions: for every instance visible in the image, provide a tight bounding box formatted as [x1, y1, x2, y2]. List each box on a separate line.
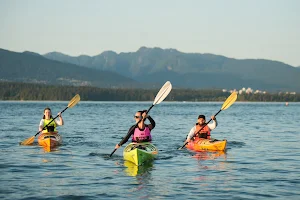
[1, 101, 300, 199]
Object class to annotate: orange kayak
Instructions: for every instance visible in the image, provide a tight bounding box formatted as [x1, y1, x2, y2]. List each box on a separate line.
[38, 132, 62, 151]
[186, 138, 227, 151]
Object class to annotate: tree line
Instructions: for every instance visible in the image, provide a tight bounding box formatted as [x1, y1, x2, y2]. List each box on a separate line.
[0, 81, 299, 102]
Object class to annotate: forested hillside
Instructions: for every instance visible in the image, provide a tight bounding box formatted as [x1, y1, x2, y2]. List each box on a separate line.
[1, 81, 299, 102]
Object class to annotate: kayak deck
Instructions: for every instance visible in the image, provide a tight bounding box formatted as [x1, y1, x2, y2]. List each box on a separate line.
[38, 132, 62, 151]
[186, 138, 227, 151]
[123, 142, 158, 166]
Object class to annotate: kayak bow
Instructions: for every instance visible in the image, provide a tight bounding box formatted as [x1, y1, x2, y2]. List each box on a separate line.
[38, 132, 62, 151]
[123, 142, 158, 166]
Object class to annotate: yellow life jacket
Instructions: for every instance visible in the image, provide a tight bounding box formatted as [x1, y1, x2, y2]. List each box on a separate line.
[42, 118, 57, 133]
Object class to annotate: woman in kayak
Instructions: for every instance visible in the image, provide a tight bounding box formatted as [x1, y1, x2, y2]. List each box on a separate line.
[185, 114, 217, 143]
[39, 107, 64, 133]
[114, 110, 156, 149]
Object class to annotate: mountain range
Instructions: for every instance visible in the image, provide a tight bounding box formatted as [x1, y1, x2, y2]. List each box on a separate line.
[0, 49, 138, 88]
[1, 47, 300, 91]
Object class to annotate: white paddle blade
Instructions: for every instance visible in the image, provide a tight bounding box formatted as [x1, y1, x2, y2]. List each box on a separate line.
[153, 81, 172, 105]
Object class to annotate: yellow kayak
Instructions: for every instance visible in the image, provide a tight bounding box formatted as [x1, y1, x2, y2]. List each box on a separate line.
[123, 142, 158, 166]
[186, 138, 227, 151]
[38, 132, 62, 151]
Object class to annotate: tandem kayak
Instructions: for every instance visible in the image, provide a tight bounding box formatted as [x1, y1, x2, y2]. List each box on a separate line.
[186, 138, 227, 151]
[123, 142, 158, 166]
[38, 132, 62, 151]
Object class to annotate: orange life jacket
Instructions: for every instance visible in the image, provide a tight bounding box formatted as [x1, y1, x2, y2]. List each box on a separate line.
[194, 125, 211, 139]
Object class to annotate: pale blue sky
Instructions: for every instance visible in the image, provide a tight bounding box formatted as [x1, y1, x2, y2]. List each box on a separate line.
[0, 0, 299, 66]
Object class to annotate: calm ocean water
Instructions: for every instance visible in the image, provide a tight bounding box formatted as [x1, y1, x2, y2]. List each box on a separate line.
[0, 101, 300, 200]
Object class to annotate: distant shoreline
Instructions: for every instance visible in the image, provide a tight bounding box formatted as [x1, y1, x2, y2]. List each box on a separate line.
[0, 100, 298, 103]
[1, 81, 299, 102]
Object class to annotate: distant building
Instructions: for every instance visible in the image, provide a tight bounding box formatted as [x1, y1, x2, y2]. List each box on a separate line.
[224, 87, 294, 95]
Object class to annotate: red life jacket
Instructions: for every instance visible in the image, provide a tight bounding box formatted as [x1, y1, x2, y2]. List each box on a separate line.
[132, 126, 152, 142]
[194, 125, 211, 139]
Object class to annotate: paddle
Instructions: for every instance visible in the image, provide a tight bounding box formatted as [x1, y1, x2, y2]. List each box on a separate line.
[179, 91, 238, 150]
[109, 81, 172, 157]
[19, 94, 81, 145]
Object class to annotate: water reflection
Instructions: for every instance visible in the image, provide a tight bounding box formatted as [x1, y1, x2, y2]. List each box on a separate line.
[191, 150, 227, 161]
[191, 150, 227, 171]
[123, 160, 154, 177]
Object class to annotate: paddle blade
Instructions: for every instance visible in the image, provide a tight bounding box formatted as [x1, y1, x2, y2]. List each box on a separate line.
[19, 136, 35, 145]
[68, 94, 80, 108]
[153, 81, 172, 105]
[221, 91, 238, 110]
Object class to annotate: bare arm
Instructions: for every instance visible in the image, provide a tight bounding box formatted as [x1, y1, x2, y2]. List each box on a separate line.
[55, 112, 64, 126]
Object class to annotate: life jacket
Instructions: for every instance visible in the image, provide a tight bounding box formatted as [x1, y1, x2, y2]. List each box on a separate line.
[42, 119, 57, 133]
[194, 125, 211, 139]
[132, 125, 152, 142]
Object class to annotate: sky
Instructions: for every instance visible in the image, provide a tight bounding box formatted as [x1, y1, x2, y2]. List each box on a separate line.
[0, 0, 299, 66]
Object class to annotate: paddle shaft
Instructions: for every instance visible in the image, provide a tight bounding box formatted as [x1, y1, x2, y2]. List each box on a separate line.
[180, 109, 222, 149]
[34, 106, 68, 137]
[109, 105, 155, 157]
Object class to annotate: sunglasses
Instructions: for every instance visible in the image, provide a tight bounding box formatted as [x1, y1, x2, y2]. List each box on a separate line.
[134, 116, 142, 119]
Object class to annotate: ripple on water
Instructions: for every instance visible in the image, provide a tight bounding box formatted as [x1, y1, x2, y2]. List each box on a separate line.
[1, 102, 300, 199]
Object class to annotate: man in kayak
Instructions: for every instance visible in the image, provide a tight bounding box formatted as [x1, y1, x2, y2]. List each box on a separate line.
[114, 110, 156, 149]
[39, 107, 64, 133]
[185, 114, 217, 143]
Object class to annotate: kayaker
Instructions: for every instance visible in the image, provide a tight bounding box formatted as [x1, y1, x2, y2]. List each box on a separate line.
[185, 115, 217, 143]
[114, 110, 156, 149]
[39, 107, 64, 133]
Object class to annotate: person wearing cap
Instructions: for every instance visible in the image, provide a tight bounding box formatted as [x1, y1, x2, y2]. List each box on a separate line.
[185, 115, 217, 143]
